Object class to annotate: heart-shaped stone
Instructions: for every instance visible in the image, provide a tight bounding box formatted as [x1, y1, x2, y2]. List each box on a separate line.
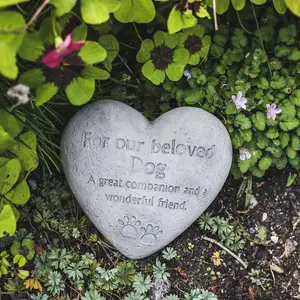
[61, 100, 232, 259]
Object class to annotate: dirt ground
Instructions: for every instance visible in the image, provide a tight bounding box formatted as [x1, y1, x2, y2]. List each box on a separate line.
[168, 169, 300, 300]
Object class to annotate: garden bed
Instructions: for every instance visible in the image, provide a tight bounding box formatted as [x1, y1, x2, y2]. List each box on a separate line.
[1, 169, 299, 299]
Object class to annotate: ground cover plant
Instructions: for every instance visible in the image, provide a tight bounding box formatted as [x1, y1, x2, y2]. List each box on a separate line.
[0, 0, 300, 299]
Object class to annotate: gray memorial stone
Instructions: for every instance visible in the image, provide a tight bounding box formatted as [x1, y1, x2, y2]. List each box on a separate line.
[61, 100, 232, 259]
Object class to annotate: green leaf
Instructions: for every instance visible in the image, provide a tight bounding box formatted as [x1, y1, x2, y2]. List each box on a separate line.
[114, 0, 155, 23]
[275, 157, 287, 169]
[258, 157, 272, 171]
[66, 77, 95, 105]
[285, 0, 300, 16]
[19, 69, 45, 88]
[226, 103, 238, 115]
[235, 114, 252, 130]
[51, 0, 76, 17]
[273, 0, 287, 14]
[79, 41, 107, 64]
[0, 110, 24, 138]
[0, 205, 16, 238]
[72, 24, 88, 41]
[13, 254, 26, 267]
[18, 269, 29, 279]
[0, 158, 9, 167]
[256, 225, 268, 243]
[5, 179, 30, 205]
[18, 32, 44, 61]
[39, 17, 59, 45]
[280, 132, 290, 148]
[10, 242, 20, 256]
[0, 11, 25, 79]
[250, 0, 267, 4]
[291, 90, 300, 107]
[289, 156, 300, 167]
[0, 0, 29, 7]
[207, 0, 230, 14]
[0, 125, 16, 154]
[292, 135, 300, 151]
[81, 67, 110, 80]
[136, 39, 154, 63]
[238, 158, 251, 173]
[287, 146, 297, 159]
[36, 83, 59, 106]
[231, 0, 246, 10]
[252, 112, 266, 131]
[286, 173, 297, 187]
[0, 159, 21, 195]
[98, 34, 119, 62]
[81, 0, 122, 24]
[142, 61, 165, 85]
[256, 133, 268, 149]
[10, 131, 39, 172]
[280, 118, 299, 131]
[167, 7, 197, 34]
[266, 127, 279, 139]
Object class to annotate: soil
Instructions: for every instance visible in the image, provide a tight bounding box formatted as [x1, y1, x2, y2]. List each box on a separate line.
[6, 169, 300, 300]
[167, 169, 300, 300]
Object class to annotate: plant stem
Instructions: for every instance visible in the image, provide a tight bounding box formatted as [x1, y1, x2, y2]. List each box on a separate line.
[133, 23, 143, 42]
[119, 41, 138, 50]
[110, 78, 138, 89]
[251, 3, 272, 77]
[201, 236, 248, 269]
[236, 10, 254, 35]
[213, 0, 219, 31]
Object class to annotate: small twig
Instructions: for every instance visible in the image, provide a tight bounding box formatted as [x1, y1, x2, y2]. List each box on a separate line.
[25, 0, 50, 30]
[213, 0, 219, 31]
[117, 54, 141, 84]
[202, 236, 248, 269]
[0, 0, 50, 34]
[110, 77, 138, 89]
[133, 23, 143, 42]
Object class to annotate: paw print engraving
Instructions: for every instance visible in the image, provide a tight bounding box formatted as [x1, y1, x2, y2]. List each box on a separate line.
[140, 224, 162, 245]
[118, 216, 141, 238]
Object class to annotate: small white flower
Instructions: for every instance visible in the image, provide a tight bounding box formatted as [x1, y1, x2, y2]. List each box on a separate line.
[7, 84, 30, 104]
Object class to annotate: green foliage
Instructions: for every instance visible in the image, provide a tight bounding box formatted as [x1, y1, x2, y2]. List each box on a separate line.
[153, 259, 170, 280]
[162, 247, 178, 260]
[137, 31, 189, 85]
[197, 213, 246, 251]
[185, 288, 218, 300]
[0, 110, 38, 238]
[161, 7, 300, 177]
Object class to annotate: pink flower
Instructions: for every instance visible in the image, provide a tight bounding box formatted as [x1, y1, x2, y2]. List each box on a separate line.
[266, 103, 281, 120]
[232, 92, 247, 110]
[42, 34, 85, 68]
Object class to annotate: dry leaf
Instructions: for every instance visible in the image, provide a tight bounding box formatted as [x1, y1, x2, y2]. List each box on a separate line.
[24, 278, 43, 292]
[175, 267, 187, 279]
[270, 262, 284, 274]
[248, 287, 256, 300]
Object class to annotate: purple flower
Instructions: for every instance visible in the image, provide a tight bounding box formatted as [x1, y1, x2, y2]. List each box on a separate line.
[239, 148, 251, 160]
[232, 92, 247, 110]
[266, 103, 281, 120]
[183, 70, 192, 80]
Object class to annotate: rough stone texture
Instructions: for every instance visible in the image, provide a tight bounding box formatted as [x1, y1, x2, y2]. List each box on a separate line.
[61, 100, 232, 259]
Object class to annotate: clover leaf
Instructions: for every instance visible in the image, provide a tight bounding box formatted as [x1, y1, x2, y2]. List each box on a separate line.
[178, 25, 211, 65]
[137, 31, 189, 85]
